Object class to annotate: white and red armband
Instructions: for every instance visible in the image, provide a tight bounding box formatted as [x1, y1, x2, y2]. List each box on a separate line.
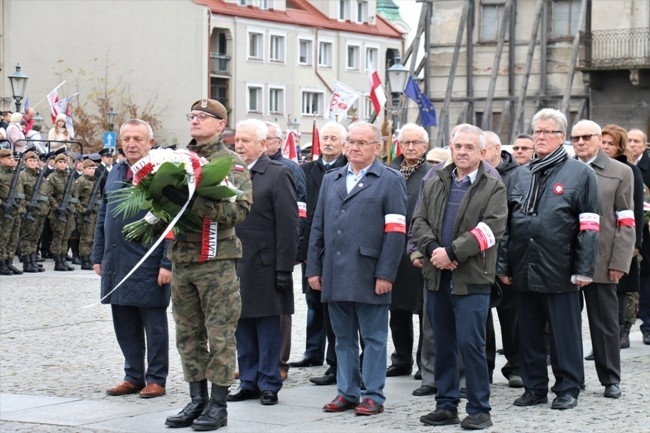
[469, 222, 496, 252]
[616, 210, 635, 227]
[579, 212, 600, 232]
[384, 214, 406, 234]
[298, 202, 307, 218]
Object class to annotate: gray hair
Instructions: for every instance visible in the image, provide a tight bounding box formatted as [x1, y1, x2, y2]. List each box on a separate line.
[572, 119, 601, 135]
[398, 123, 429, 144]
[119, 119, 153, 140]
[451, 124, 485, 149]
[320, 121, 347, 141]
[237, 119, 268, 141]
[265, 121, 283, 140]
[347, 121, 381, 143]
[483, 130, 501, 147]
[531, 108, 567, 135]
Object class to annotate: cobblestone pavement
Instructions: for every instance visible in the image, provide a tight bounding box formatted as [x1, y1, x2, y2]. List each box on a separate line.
[1, 262, 649, 432]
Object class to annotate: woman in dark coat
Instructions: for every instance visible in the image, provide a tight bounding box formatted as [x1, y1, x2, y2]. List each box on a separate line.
[386, 123, 431, 377]
[601, 124, 644, 348]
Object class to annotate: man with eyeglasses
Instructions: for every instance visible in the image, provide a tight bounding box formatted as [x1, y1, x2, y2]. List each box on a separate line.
[497, 108, 600, 411]
[265, 121, 307, 381]
[294, 121, 348, 387]
[164, 99, 253, 431]
[512, 134, 535, 165]
[571, 119, 634, 400]
[307, 121, 406, 416]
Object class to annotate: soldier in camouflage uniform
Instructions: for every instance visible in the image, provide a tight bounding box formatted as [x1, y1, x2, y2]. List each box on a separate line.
[0, 149, 24, 275]
[164, 99, 252, 432]
[19, 151, 49, 272]
[47, 153, 78, 271]
[75, 159, 98, 270]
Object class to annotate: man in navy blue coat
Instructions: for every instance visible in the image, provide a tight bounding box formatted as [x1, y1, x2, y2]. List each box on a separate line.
[93, 119, 172, 399]
[306, 121, 406, 416]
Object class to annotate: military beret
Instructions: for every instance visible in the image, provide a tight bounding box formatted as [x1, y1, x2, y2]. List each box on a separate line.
[23, 151, 38, 160]
[99, 148, 114, 157]
[0, 149, 12, 158]
[191, 99, 227, 121]
[83, 159, 96, 168]
[54, 153, 68, 162]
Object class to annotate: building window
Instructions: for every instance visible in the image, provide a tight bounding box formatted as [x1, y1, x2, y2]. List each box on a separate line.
[551, 0, 581, 38]
[338, 0, 348, 20]
[247, 85, 263, 113]
[347, 44, 360, 70]
[365, 47, 378, 71]
[301, 91, 324, 116]
[299, 39, 313, 65]
[256, 0, 272, 9]
[480, 0, 508, 42]
[248, 31, 263, 60]
[269, 87, 285, 114]
[319, 41, 333, 67]
[362, 95, 373, 120]
[270, 35, 285, 62]
[356, 0, 368, 23]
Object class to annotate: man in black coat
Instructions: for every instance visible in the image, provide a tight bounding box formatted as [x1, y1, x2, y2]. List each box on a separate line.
[228, 119, 299, 406]
[290, 121, 348, 386]
[628, 128, 650, 345]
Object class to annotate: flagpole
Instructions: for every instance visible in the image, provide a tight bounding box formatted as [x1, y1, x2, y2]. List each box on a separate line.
[32, 81, 66, 111]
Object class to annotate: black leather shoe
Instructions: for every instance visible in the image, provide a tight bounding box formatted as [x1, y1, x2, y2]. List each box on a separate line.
[604, 384, 621, 399]
[584, 351, 595, 361]
[260, 390, 278, 405]
[461, 412, 492, 430]
[643, 331, 650, 345]
[551, 394, 577, 410]
[288, 358, 323, 368]
[310, 373, 336, 385]
[412, 385, 437, 396]
[414, 369, 422, 380]
[386, 365, 412, 377]
[227, 387, 260, 402]
[420, 408, 459, 426]
[513, 390, 548, 406]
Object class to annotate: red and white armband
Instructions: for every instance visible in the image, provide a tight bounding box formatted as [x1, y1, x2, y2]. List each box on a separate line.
[470, 222, 496, 252]
[384, 214, 406, 234]
[616, 210, 635, 227]
[579, 212, 600, 232]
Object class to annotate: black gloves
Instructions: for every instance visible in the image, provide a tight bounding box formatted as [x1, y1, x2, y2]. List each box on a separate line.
[162, 185, 193, 207]
[275, 271, 293, 291]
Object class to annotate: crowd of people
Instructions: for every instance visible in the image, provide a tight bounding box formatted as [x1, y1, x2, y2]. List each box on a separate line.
[1, 101, 649, 431]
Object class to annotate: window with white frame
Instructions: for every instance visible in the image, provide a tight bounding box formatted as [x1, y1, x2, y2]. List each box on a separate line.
[362, 95, 373, 120]
[269, 87, 285, 114]
[480, 0, 508, 42]
[365, 47, 379, 71]
[356, 0, 368, 23]
[248, 31, 263, 60]
[301, 91, 324, 116]
[270, 35, 285, 62]
[338, 0, 348, 20]
[256, 0, 272, 9]
[551, 0, 581, 38]
[347, 44, 360, 70]
[299, 39, 313, 65]
[319, 41, 333, 67]
[247, 85, 263, 113]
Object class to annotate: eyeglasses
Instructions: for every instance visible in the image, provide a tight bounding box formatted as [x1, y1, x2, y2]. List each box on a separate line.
[532, 130, 563, 137]
[570, 133, 599, 143]
[401, 140, 425, 147]
[266, 136, 282, 142]
[512, 146, 533, 151]
[186, 113, 220, 122]
[346, 139, 378, 147]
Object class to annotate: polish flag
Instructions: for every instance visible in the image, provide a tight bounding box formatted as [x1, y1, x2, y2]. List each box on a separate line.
[311, 121, 321, 161]
[283, 129, 299, 162]
[368, 64, 387, 116]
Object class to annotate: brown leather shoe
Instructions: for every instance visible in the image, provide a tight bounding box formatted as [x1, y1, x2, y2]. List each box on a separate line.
[106, 381, 144, 396]
[323, 396, 357, 412]
[139, 382, 166, 398]
[280, 369, 288, 381]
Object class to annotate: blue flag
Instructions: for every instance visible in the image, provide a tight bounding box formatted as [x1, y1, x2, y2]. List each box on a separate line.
[404, 76, 437, 127]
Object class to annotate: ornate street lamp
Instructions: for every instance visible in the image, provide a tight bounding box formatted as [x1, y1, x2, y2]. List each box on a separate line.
[386, 59, 409, 135]
[106, 107, 117, 131]
[8, 64, 29, 112]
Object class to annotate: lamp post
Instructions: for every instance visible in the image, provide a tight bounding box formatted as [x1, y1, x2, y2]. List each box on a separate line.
[34, 113, 44, 128]
[106, 107, 117, 131]
[287, 116, 300, 132]
[386, 59, 409, 136]
[8, 64, 29, 112]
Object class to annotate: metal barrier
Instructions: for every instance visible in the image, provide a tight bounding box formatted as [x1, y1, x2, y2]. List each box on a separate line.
[11, 139, 84, 157]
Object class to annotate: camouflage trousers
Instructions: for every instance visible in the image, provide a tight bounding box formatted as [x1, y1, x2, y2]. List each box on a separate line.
[76, 214, 96, 257]
[624, 292, 639, 327]
[5, 216, 21, 260]
[171, 258, 242, 386]
[21, 214, 46, 255]
[48, 213, 75, 255]
[0, 214, 19, 259]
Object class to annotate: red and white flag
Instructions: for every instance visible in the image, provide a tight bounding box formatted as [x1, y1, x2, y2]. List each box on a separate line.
[368, 64, 387, 116]
[46, 83, 64, 122]
[311, 121, 321, 161]
[283, 129, 299, 162]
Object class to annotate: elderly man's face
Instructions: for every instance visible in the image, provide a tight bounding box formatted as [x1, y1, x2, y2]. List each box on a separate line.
[451, 131, 484, 176]
[265, 125, 282, 156]
[235, 124, 265, 165]
[628, 130, 647, 160]
[512, 138, 534, 164]
[533, 119, 565, 158]
[24, 108, 35, 121]
[400, 130, 428, 165]
[189, 110, 227, 144]
[345, 125, 380, 169]
[483, 138, 501, 167]
[120, 123, 153, 165]
[320, 126, 345, 162]
[572, 123, 602, 162]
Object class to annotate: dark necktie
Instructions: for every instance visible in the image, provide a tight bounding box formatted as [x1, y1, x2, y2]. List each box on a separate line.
[125, 167, 133, 182]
